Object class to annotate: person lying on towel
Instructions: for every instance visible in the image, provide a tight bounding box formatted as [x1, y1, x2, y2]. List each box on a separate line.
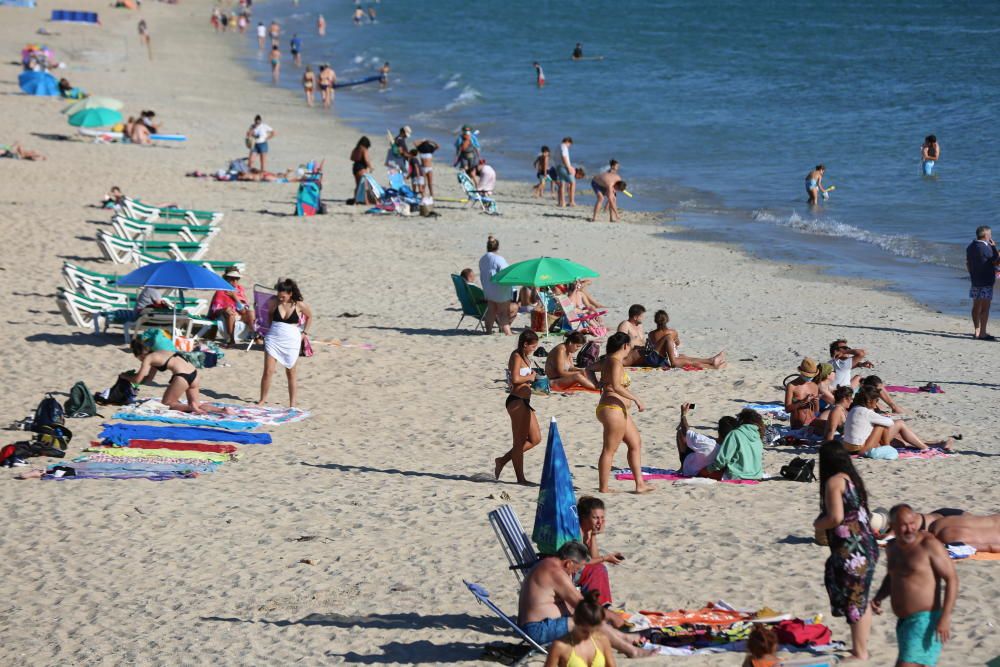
[874, 507, 1000, 553]
[675, 402, 738, 479]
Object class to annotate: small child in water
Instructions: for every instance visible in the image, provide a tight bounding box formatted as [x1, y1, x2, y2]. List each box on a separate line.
[742, 625, 779, 667]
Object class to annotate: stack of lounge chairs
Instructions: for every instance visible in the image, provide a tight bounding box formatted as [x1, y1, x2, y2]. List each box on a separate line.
[57, 198, 244, 342]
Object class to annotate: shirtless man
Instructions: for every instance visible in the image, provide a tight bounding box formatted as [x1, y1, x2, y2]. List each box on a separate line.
[590, 171, 627, 222]
[518, 541, 650, 657]
[615, 304, 647, 366]
[871, 505, 958, 667]
[784, 357, 820, 428]
[928, 513, 1000, 553]
[545, 332, 597, 391]
[319, 65, 336, 107]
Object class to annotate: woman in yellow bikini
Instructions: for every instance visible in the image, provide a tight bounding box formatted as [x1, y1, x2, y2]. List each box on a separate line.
[495, 331, 542, 484]
[595, 333, 652, 494]
[543, 590, 616, 667]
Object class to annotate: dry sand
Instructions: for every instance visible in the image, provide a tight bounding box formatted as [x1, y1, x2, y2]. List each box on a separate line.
[0, 2, 997, 665]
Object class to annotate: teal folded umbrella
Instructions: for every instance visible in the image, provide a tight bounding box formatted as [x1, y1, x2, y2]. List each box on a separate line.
[67, 107, 123, 128]
[533, 418, 582, 555]
[492, 256, 599, 287]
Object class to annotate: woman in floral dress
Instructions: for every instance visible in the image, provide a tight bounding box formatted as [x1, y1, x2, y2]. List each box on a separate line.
[813, 440, 879, 661]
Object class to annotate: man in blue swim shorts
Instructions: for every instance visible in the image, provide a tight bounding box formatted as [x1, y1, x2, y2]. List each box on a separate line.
[517, 540, 651, 656]
[871, 504, 958, 666]
[966, 225, 999, 340]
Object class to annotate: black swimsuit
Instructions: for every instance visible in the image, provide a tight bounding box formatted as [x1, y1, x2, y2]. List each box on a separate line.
[273, 305, 300, 324]
[506, 353, 535, 411]
[157, 353, 197, 386]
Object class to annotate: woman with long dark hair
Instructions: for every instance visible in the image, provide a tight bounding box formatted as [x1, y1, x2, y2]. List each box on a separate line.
[258, 278, 313, 408]
[813, 440, 879, 661]
[494, 330, 542, 484]
[595, 332, 652, 494]
[350, 136, 373, 197]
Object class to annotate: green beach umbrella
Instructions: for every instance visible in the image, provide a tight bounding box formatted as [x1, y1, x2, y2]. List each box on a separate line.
[67, 107, 123, 128]
[492, 256, 599, 287]
[61, 96, 124, 115]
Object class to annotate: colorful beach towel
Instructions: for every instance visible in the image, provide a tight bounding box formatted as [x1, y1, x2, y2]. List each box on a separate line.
[206, 403, 309, 425]
[77, 452, 220, 467]
[61, 460, 220, 474]
[85, 446, 233, 463]
[612, 466, 761, 485]
[125, 440, 238, 454]
[113, 401, 308, 430]
[99, 423, 272, 446]
[746, 403, 791, 421]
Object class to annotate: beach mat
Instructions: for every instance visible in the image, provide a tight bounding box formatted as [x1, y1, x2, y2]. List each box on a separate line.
[613, 466, 760, 485]
[113, 401, 308, 429]
[852, 447, 955, 461]
[125, 439, 238, 454]
[99, 423, 272, 446]
[85, 445, 233, 463]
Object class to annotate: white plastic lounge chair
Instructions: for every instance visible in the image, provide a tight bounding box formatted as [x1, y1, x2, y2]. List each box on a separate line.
[111, 214, 219, 244]
[122, 197, 223, 225]
[463, 580, 547, 666]
[57, 290, 109, 332]
[97, 230, 210, 263]
[124, 310, 215, 344]
[62, 261, 119, 291]
[488, 504, 540, 584]
[457, 171, 499, 215]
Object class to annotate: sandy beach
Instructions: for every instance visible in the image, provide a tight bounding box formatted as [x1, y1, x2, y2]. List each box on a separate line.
[0, 2, 997, 665]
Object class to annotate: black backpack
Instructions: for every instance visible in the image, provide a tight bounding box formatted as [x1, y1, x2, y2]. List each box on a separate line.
[780, 457, 817, 482]
[32, 394, 65, 431]
[575, 341, 601, 370]
[64, 381, 99, 418]
[96, 377, 139, 406]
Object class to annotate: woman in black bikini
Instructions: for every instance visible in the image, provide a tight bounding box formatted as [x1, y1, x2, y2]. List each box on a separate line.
[123, 339, 228, 414]
[494, 330, 542, 485]
[350, 136, 373, 200]
[259, 278, 313, 408]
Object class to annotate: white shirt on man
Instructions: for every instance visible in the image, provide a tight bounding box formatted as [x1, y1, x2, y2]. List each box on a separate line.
[831, 357, 853, 388]
[478, 251, 510, 303]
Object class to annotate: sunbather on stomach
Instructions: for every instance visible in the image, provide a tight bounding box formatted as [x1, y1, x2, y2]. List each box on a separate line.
[545, 332, 597, 391]
[122, 339, 231, 415]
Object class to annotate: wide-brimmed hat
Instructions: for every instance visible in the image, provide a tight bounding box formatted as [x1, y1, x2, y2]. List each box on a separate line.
[223, 267, 242, 279]
[797, 357, 818, 377]
[402, 125, 412, 137]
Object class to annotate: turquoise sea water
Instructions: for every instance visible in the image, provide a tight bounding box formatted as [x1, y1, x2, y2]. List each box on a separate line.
[244, 0, 1000, 313]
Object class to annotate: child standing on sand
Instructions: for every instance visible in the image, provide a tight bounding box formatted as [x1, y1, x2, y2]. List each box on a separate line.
[533, 146, 550, 198]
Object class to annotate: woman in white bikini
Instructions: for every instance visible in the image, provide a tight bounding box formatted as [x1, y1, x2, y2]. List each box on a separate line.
[494, 331, 542, 485]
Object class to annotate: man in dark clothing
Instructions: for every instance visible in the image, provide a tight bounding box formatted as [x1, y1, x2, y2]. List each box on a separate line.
[966, 225, 1000, 340]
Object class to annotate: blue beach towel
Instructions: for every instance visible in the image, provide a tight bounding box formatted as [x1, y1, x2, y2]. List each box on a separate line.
[99, 423, 272, 446]
[112, 411, 260, 431]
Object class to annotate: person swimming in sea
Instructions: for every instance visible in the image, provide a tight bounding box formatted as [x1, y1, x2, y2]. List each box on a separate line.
[572, 43, 583, 59]
[533, 61, 545, 87]
[921, 134, 940, 176]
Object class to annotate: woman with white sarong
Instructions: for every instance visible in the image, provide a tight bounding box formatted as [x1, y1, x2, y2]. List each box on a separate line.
[258, 278, 313, 407]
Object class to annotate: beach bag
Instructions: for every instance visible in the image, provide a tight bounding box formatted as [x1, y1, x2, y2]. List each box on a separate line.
[774, 619, 831, 647]
[300, 333, 314, 357]
[32, 424, 72, 451]
[64, 381, 98, 418]
[96, 377, 138, 406]
[575, 341, 601, 370]
[32, 394, 65, 431]
[780, 457, 816, 482]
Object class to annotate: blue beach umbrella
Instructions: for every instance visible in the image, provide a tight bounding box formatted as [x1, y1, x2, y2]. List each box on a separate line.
[532, 418, 582, 555]
[117, 261, 232, 333]
[18, 70, 60, 96]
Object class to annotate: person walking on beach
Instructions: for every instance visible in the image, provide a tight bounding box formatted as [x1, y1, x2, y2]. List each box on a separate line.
[595, 332, 653, 494]
[533, 61, 545, 87]
[495, 330, 542, 485]
[247, 115, 274, 172]
[137, 20, 152, 61]
[966, 225, 999, 340]
[871, 504, 958, 667]
[317, 14, 326, 36]
[557, 137, 577, 207]
[256, 22, 266, 49]
[813, 440, 879, 661]
[478, 235, 517, 335]
[921, 135, 940, 176]
[269, 43, 281, 83]
[258, 278, 313, 408]
[289, 34, 302, 67]
[302, 66, 315, 106]
[806, 164, 830, 205]
[455, 125, 481, 185]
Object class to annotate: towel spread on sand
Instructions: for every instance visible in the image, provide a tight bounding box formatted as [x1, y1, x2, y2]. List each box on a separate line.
[42, 465, 197, 481]
[61, 460, 221, 474]
[99, 423, 272, 446]
[85, 446, 233, 463]
[78, 452, 222, 466]
[746, 403, 791, 421]
[947, 543, 977, 559]
[851, 447, 955, 461]
[113, 402, 307, 430]
[124, 440, 238, 454]
[613, 466, 760, 485]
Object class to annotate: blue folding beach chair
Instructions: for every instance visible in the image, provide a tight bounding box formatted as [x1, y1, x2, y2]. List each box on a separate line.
[387, 172, 422, 206]
[463, 580, 547, 666]
[457, 171, 499, 215]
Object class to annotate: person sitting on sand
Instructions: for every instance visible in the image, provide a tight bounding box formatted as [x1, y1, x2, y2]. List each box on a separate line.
[742, 625, 780, 667]
[675, 402, 739, 478]
[543, 592, 620, 667]
[871, 504, 959, 667]
[815, 386, 853, 439]
[830, 339, 872, 389]
[785, 357, 821, 428]
[705, 409, 765, 480]
[590, 171, 626, 222]
[129, 117, 152, 145]
[519, 541, 652, 658]
[122, 339, 230, 415]
[814, 362, 835, 409]
[615, 304, 648, 366]
[842, 385, 953, 458]
[576, 496, 625, 611]
[595, 333, 652, 494]
[1, 142, 45, 161]
[545, 332, 598, 391]
[861, 375, 904, 414]
[647, 310, 725, 369]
